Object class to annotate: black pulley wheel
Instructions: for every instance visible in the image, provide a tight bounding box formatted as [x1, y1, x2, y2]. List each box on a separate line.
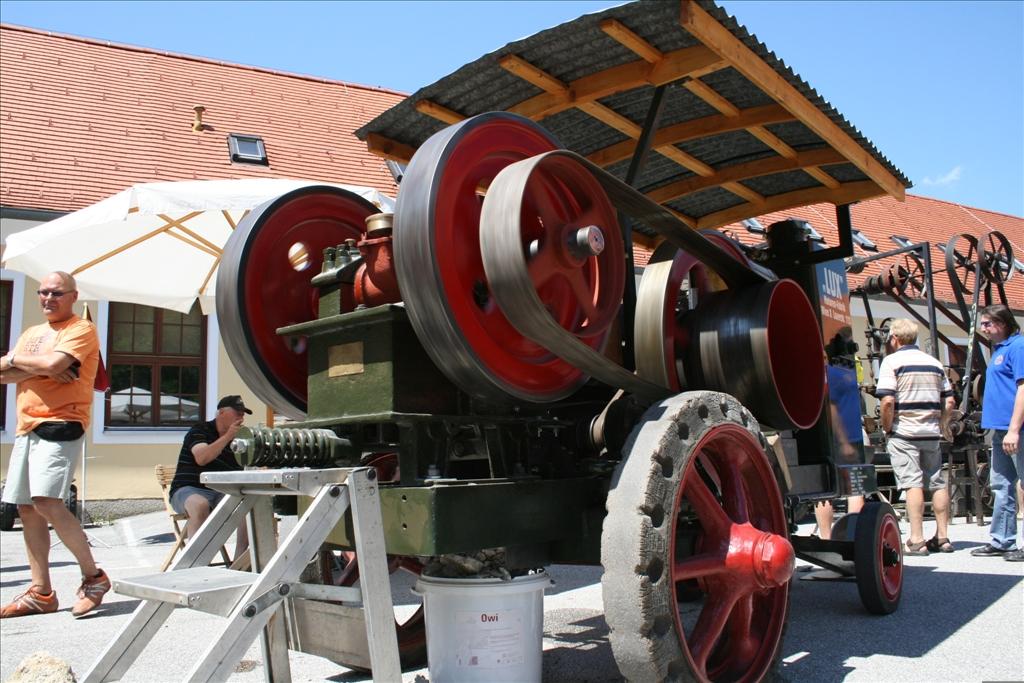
[854, 501, 903, 615]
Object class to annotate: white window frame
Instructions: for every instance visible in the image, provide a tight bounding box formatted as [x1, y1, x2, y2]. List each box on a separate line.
[91, 303, 221, 444]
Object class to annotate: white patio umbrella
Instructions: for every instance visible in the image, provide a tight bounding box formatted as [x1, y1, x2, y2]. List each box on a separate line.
[1, 178, 395, 313]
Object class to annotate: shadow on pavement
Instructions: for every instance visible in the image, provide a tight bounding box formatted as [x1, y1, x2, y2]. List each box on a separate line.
[782, 564, 1022, 681]
[543, 611, 621, 682]
[136, 532, 176, 545]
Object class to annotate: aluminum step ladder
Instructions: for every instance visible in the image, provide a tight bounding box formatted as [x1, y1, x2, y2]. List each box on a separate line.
[83, 467, 401, 683]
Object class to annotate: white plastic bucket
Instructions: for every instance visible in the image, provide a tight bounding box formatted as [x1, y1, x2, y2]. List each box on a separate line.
[413, 571, 551, 682]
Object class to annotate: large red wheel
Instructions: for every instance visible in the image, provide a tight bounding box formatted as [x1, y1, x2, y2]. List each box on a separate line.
[634, 232, 748, 391]
[603, 392, 793, 683]
[395, 112, 603, 403]
[217, 186, 378, 419]
[478, 152, 625, 398]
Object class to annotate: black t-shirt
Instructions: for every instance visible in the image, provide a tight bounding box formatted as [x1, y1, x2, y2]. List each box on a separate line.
[169, 420, 241, 496]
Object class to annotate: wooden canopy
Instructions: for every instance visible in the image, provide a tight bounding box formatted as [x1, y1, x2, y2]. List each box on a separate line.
[356, 0, 910, 248]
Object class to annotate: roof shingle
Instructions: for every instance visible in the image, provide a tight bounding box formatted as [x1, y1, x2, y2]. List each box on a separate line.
[0, 24, 406, 213]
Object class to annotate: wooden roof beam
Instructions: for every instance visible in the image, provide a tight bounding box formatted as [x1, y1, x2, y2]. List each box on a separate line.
[587, 103, 794, 167]
[680, 0, 905, 200]
[499, 55, 717, 178]
[365, 132, 415, 164]
[684, 78, 840, 190]
[414, 100, 465, 125]
[600, 19, 662, 63]
[647, 147, 846, 204]
[506, 45, 723, 121]
[696, 180, 885, 230]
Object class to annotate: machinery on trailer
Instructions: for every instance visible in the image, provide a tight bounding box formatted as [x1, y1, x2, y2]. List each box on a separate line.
[848, 229, 1017, 523]
[89, 3, 921, 681]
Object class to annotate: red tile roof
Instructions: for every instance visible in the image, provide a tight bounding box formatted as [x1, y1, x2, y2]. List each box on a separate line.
[635, 194, 1023, 310]
[0, 24, 406, 212]
[1, 25, 1019, 312]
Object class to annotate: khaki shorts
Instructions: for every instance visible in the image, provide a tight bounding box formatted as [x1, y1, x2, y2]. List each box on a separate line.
[1, 433, 80, 505]
[887, 436, 945, 491]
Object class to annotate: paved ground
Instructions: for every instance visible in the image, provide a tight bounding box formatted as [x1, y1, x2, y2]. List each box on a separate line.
[1, 507, 1021, 682]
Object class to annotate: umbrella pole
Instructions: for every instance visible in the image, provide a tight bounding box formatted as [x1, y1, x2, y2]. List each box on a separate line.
[77, 438, 110, 547]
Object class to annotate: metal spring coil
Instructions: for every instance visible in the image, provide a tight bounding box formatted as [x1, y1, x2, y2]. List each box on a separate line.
[248, 427, 339, 468]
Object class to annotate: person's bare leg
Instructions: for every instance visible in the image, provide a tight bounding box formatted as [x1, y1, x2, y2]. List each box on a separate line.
[17, 504, 54, 593]
[183, 495, 212, 541]
[906, 487, 925, 544]
[931, 487, 950, 541]
[1017, 481, 1023, 521]
[815, 501, 834, 540]
[33, 497, 98, 578]
[847, 495, 865, 514]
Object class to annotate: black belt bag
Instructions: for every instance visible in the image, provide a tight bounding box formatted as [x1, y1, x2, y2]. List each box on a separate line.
[33, 421, 84, 442]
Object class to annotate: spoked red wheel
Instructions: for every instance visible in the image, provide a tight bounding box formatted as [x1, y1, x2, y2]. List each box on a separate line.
[320, 453, 427, 670]
[635, 243, 715, 391]
[603, 392, 793, 683]
[395, 112, 600, 403]
[478, 152, 625, 397]
[853, 501, 903, 614]
[217, 186, 378, 419]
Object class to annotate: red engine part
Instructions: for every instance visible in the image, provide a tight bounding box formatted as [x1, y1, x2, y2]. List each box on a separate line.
[354, 213, 402, 308]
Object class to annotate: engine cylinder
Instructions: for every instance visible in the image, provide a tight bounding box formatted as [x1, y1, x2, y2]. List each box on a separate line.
[678, 278, 825, 430]
[354, 213, 402, 307]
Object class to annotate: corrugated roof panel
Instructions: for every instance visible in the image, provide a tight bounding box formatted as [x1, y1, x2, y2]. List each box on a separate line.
[357, 0, 910, 231]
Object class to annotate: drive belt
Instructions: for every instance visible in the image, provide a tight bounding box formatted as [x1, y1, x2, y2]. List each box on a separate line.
[480, 150, 767, 402]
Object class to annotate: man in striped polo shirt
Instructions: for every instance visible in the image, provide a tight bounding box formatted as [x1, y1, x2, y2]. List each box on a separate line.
[877, 319, 955, 555]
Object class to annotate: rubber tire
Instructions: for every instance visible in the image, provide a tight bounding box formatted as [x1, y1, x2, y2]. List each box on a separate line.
[602, 391, 790, 683]
[0, 501, 16, 531]
[854, 501, 903, 615]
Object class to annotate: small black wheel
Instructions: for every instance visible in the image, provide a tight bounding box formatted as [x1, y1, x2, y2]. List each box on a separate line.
[0, 501, 17, 531]
[854, 501, 903, 615]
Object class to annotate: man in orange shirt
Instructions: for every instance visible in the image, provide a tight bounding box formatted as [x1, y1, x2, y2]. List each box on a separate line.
[0, 272, 111, 618]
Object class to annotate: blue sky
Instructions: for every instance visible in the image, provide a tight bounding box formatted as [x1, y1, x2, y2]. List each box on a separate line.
[1, 1, 1021, 217]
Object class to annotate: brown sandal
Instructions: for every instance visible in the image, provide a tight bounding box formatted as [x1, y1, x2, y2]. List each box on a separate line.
[905, 539, 929, 556]
[926, 537, 954, 553]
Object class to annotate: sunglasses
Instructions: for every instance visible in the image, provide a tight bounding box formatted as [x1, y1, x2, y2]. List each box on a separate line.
[37, 289, 73, 298]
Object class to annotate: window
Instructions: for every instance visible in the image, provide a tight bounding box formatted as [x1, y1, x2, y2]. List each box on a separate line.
[890, 235, 914, 248]
[0, 280, 11, 429]
[741, 218, 766, 234]
[106, 303, 206, 427]
[851, 229, 877, 252]
[227, 133, 268, 165]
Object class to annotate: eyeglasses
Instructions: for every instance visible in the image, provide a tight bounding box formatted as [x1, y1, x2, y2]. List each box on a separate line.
[979, 320, 997, 328]
[37, 289, 73, 298]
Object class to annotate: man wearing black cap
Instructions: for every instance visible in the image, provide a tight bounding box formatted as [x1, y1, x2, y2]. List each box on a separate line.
[169, 395, 252, 557]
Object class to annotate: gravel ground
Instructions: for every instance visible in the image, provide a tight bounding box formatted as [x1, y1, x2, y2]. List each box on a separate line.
[0, 508, 1021, 682]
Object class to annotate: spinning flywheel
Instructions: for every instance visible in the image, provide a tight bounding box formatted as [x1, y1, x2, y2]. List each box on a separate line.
[217, 185, 379, 419]
[394, 112, 624, 403]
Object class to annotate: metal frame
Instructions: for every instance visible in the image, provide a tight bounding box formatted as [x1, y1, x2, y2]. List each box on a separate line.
[82, 468, 400, 683]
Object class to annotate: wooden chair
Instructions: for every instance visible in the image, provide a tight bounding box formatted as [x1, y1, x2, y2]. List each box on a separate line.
[155, 464, 232, 572]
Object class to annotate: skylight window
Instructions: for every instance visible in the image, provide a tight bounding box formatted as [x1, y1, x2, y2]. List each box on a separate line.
[789, 218, 824, 243]
[851, 229, 877, 252]
[890, 235, 913, 248]
[741, 218, 765, 234]
[228, 133, 268, 165]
